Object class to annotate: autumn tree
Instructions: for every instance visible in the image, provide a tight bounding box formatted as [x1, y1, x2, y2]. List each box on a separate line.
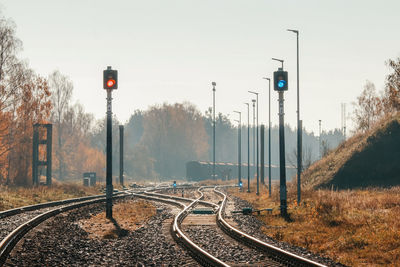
[0, 16, 52, 185]
[0, 18, 22, 183]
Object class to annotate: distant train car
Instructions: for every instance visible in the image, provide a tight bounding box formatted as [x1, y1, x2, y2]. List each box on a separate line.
[186, 161, 296, 181]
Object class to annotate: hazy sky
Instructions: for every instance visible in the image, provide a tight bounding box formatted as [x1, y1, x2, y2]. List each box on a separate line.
[0, 0, 399, 134]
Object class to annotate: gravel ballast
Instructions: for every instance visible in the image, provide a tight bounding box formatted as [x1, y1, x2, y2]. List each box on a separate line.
[4, 198, 198, 266]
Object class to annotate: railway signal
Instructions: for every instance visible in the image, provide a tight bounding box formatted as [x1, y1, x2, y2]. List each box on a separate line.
[173, 180, 177, 193]
[273, 64, 288, 218]
[273, 70, 288, 91]
[103, 68, 118, 89]
[104, 66, 118, 219]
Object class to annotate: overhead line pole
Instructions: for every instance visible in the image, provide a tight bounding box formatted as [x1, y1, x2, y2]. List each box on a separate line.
[244, 103, 250, 193]
[234, 111, 242, 187]
[287, 28, 302, 205]
[212, 82, 216, 180]
[263, 77, 272, 197]
[249, 91, 259, 195]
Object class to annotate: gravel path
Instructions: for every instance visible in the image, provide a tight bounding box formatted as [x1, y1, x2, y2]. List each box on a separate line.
[4, 197, 199, 267]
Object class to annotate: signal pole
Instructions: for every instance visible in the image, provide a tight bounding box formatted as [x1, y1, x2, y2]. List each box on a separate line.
[278, 89, 287, 217]
[106, 89, 113, 219]
[104, 66, 118, 219]
[119, 125, 124, 186]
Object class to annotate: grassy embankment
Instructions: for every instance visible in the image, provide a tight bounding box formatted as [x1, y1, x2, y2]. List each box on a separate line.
[0, 182, 100, 211]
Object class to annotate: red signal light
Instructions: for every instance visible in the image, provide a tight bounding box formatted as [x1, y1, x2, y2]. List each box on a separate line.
[107, 79, 115, 88]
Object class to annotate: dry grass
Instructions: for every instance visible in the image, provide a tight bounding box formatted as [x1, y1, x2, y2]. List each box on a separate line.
[229, 181, 400, 266]
[79, 200, 156, 239]
[0, 182, 100, 211]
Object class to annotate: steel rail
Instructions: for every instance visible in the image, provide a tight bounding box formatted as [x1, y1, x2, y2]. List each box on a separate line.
[171, 187, 230, 267]
[213, 187, 327, 267]
[0, 193, 131, 266]
[143, 191, 219, 209]
[132, 188, 229, 266]
[0, 192, 125, 219]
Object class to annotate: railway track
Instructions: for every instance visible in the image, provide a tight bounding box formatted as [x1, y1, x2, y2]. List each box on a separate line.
[0, 191, 129, 266]
[148, 186, 327, 267]
[0, 185, 330, 266]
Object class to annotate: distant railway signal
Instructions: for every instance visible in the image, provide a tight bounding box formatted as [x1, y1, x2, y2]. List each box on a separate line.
[274, 70, 288, 91]
[173, 181, 177, 187]
[103, 67, 118, 90]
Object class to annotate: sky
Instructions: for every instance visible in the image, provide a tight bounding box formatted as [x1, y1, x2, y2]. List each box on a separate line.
[0, 0, 399, 135]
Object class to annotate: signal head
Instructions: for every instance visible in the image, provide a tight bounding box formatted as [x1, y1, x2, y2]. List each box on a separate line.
[273, 70, 288, 91]
[103, 67, 118, 90]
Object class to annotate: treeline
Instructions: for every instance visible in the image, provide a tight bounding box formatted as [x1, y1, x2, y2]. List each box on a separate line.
[120, 103, 344, 180]
[0, 17, 105, 185]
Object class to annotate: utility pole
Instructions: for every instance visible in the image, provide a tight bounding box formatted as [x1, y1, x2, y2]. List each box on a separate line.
[319, 119, 322, 159]
[234, 111, 242, 187]
[260, 125, 265, 185]
[341, 103, 347, 141]
[104, 66, 118, 219]
[287, 29, 302, 205]
[252, 99, 256, 184]
[212, 82, 216, 180]
[263, 77, 272, 196]
[244, 103, 250, 193]
[249, 91, 259, 195]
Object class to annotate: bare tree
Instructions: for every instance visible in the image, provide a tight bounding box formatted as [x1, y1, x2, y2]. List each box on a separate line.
[288, 144, 313, 171]
[383, 58, 400, 114]
[353, 81, 382, 132]
[48, 70, 73, 180]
